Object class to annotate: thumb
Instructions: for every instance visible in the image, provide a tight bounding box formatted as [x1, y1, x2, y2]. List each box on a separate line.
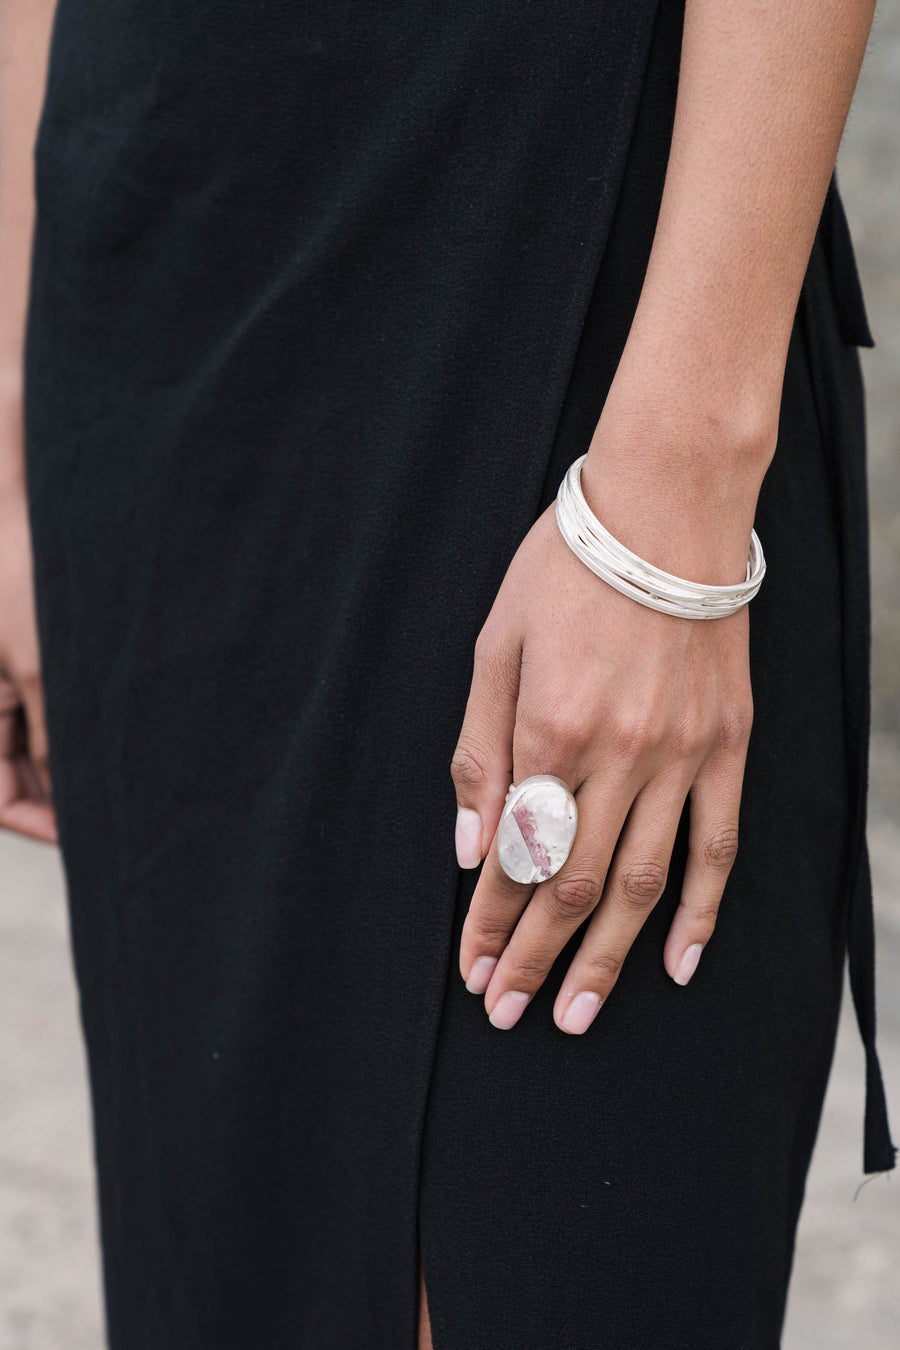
[451, 632, 520, 868]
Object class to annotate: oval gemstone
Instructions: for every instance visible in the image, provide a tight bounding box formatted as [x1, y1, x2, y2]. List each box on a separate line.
[497, 775, 578, 885]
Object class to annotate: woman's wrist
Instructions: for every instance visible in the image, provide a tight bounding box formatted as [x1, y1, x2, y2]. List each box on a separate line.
[580, 373, 776, 588]
[0, 366, 27, 501]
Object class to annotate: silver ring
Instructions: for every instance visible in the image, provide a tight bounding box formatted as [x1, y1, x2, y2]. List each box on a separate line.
[497, 774, 578, 884]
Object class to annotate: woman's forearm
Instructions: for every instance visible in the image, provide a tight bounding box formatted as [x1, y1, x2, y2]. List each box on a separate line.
[0, 0, 57, 494]
[633, 0, 876, 420]
[581, 0, 877, 583]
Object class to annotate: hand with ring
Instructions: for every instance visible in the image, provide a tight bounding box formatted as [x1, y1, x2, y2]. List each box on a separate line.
[452, 403, 770, 1035]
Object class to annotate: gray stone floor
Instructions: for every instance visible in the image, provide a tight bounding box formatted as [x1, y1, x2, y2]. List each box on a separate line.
[1, 835, 101, 1350]
[2, 4, 899, 1346]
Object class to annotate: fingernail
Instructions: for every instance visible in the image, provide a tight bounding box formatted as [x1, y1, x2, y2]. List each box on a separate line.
[559, 991, 603, 1034]
[455, 807, 483, 869]
[488, 990, 531, 1030]
[673, 943, 704, 986]
[465, 955, 498, 995]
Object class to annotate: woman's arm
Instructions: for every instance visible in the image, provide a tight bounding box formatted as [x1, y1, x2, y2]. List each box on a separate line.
[0, 0, 58, 842]
[1, 0, 56, 457]
[579, 0, 878, 584]
[453, 0, 877, 1031]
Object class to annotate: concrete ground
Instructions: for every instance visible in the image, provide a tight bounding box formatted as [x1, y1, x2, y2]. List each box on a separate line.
[2, 3, 899, 1346]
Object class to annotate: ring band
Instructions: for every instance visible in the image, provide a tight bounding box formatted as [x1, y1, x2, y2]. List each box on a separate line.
[497, 774, 578, 884]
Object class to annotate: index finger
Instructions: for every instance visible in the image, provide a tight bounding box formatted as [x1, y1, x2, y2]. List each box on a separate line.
[458, 828, 535, 996]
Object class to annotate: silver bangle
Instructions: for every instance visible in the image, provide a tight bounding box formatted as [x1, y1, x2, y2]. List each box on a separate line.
[554, 453, 766, 619]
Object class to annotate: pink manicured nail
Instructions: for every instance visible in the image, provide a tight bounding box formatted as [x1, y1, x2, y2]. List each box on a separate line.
[465, 955, 498, 995]
[488, 990, 531, 1030]
[559, 991, 602, 1034]
[455, 807, 483, 869]
[673, 943, 704, 986]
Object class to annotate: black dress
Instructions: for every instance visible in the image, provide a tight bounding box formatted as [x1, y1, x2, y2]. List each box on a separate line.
[23, 1, 895, 1346]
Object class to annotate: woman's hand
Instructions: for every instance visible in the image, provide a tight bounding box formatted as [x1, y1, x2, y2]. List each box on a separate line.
[450, 0, 878, 1038]
[452, 408, 772, 1034]
[0, 383, 57, 845]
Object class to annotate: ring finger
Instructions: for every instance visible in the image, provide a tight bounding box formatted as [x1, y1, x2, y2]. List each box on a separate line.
[551, 773, 692, 1032]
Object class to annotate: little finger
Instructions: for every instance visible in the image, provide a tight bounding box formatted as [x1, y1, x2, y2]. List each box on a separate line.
[662, 749, 746, 986]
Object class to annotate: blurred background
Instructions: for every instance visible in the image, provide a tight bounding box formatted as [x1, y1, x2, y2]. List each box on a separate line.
[1, 5, 899, 1348]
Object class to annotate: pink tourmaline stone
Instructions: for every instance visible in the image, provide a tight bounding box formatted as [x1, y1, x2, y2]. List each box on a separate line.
[497, 775, 577, 885]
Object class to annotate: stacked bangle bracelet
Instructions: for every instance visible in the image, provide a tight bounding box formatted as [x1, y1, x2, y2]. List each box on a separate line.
[554, 453, 766, 619]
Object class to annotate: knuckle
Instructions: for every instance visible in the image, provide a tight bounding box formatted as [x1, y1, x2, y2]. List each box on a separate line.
[507, 956, 552, 985]
[450, 741, 490, 792]
[610, 710, 643, 754]
[467, 918, 512, 949]
[674, 716, 710, 760]
[697, 825, 740, 871]
[616, 858, 668, 910]
[584, 950, 622, 982]
[613, 708, 664, 756]
[686, 902, 722, 930]
[547, 870, 603, 922]
[719, 700, 754, 750]
[532, 705, 589, 754]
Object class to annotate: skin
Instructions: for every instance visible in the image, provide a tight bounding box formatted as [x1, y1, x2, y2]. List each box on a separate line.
[0, 0, 57, 843]
[0, 0, 878, 1344]
[454, 0, 877, 1043]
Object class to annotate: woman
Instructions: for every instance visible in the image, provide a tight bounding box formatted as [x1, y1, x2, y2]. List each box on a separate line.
[1, 0, 895, 1345]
